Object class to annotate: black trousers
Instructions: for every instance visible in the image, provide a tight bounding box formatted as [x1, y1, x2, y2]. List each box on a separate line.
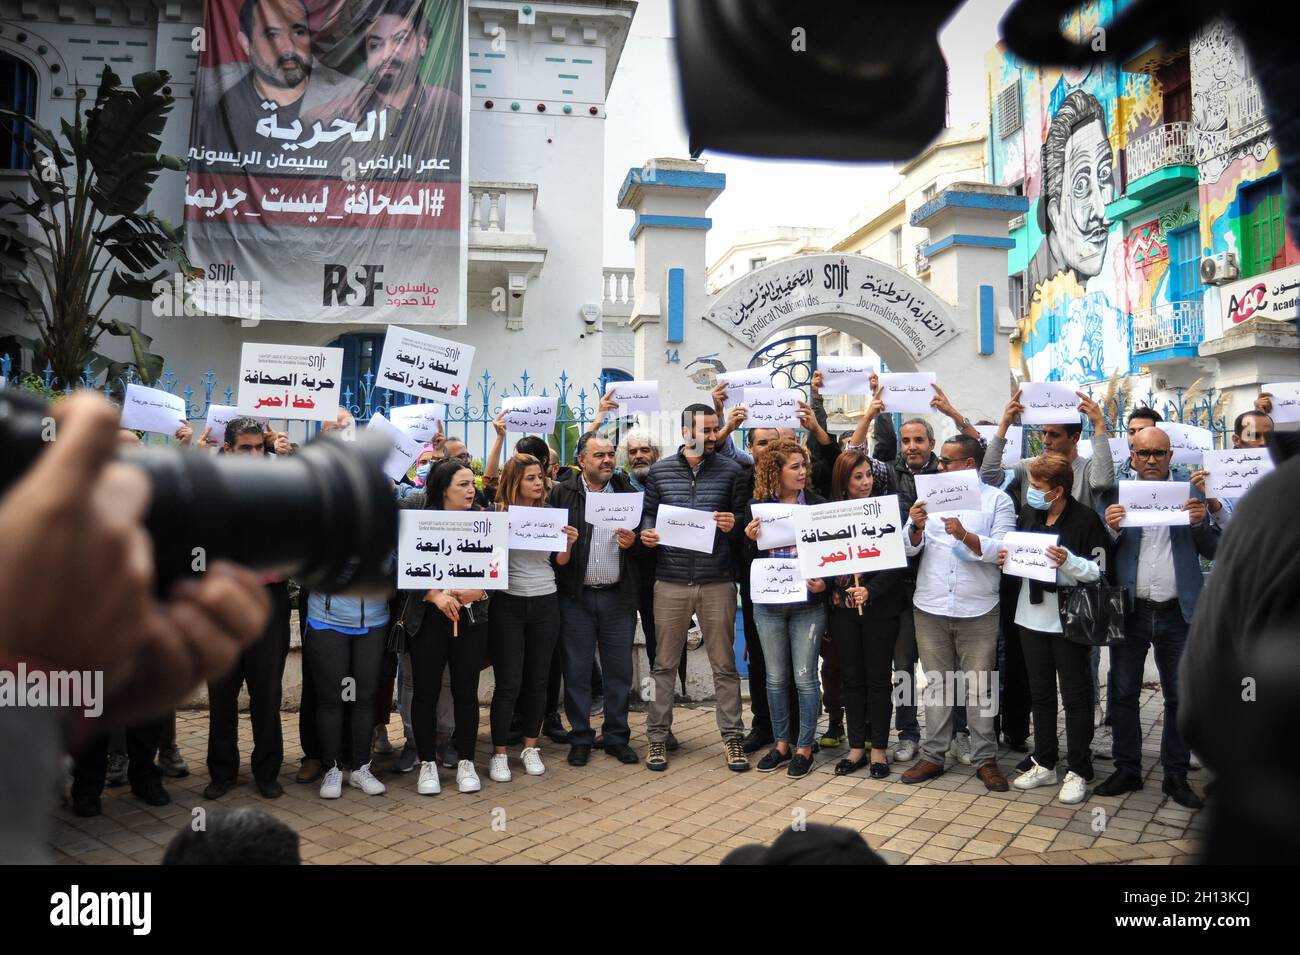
[409, 609, 488, 762]
[303, 623, 388, 769]
[742, 586, 798, 739]
[1020, 626, 1094, 780]
[831, 607, 900, 751]
[72, 721, 166, 797]
[998, 581, 1032, 744]
[206, 582, 290, 786]
[489, 591, 560, 745]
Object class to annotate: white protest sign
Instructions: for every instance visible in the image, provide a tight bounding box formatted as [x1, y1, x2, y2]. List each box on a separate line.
[1156, 421, 1214, 467]
[751, 501, 808, 550]
[741, 387, 802, 429]
[585, 491, 644, 530]
[877, 372, 937, 414]
[397, 510, 508, 591]
[1262, 381, 1300, 423]
[376, 326, 475, 405]
[204, 404, 268, 445]
[366, 412, 426, 480]
[1118, 480, 1191, 527]
[818, 356, 876, 396]
[1001, 531, 1060, 583]
[914, 470, 983, 516]
[609, 380, 660, 414]
[388, 402, 445, 443]
[792, 495, 907, 579]
[655, 503, 716, 553]
[507, 505, 568, 552]
[237, 343, 343, 422]
[717, 368, 773, 413]
[120, 384, 188, 436]
[750, 558, 808, 604]
[975, 425, 1024, 467]
[1077, 435, 1131, 469]
[1203, 448, 1275, 499]
[1019, 381, 1081, 425]
[501, 395, 558, 434]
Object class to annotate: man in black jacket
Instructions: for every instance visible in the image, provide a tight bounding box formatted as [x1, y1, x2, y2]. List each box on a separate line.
[548, 433, 642, 767]
[640, 404, 750, 773]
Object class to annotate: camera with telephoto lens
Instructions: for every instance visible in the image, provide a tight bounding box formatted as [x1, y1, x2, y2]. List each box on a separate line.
[0, 389, 398, 597]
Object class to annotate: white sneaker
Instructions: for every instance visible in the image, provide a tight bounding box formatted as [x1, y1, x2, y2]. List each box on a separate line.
[1013, 758, 1058, 791]
[1059, 771, 1088, 804]
[1093, 726, 1114, 760]
[319, 763, 343, 799]
[489, 753, 512, 783]
[893, 739, 919, 762]
[417, 761, 441, 795]
[521, 746, 545, 776]
[950, 732, 973, 766]
[1189, 751, 1203, 771]
[349, 762, 387, 795]
[456, 759, 481, 793]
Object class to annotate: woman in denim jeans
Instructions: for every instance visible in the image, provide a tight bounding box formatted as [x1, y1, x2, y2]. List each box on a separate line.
[742, 439, 828, 779]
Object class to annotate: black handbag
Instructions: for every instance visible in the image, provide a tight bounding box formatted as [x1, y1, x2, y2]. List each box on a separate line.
[388, 594, 414, 653]
[1057, 583, 1126, 647]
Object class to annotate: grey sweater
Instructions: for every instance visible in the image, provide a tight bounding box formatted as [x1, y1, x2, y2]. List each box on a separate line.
[980, 431, 1116, 512]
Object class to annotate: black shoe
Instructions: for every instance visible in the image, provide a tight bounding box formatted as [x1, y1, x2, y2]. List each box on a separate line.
[1015, 754, 1034, 773]
[741, 727, 774, 754]
[256, 779, 284, 799]
[1006, 737, 1030, 753]
[833, 754, 868, 776]
[131, 778, 171, 807]
[869, 761, 890, 780]
[543, 713, 570, 744]
[786, 753, 814, 779]
[593, 734, 605, 750]
[202, 778, 234, 800]
[666, 732, 680, 752]
[1094, 769, 1143, 797]
[70, 790, 102, 818]
[605, 743, 640, 765]
[567, 744, 591, 767]
[757, 747, 793, 773]
[1162, 774, 1203, 810]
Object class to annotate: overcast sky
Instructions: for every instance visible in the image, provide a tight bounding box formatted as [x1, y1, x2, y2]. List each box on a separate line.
[601, 0, 1013, 267]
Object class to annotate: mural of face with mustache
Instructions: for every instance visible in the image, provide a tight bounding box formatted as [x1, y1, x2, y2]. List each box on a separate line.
[1047, 116, 1114, 280]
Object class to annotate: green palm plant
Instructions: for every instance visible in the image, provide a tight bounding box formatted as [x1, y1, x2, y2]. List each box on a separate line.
[0, 66, 195, 390]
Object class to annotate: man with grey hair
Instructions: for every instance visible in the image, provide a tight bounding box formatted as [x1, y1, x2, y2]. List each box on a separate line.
[622, 428, 660, 492]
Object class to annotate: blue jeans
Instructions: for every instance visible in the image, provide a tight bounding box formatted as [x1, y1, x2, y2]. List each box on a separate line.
[1110, 600, 1190, 777]
[560, 588, 635, 747]
[753, 601, 826, 750]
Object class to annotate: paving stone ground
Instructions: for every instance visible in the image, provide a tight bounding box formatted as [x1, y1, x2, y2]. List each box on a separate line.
[49, 685, 1206, 865]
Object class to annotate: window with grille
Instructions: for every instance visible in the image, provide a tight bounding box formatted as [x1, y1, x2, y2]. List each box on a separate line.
[2, 54, 38, 171]
[1158, 57, 1192, 125]
[996, 82, 1022, 138]
[1239, 177, 1289, 277]
[1167, 224, 1200, 304]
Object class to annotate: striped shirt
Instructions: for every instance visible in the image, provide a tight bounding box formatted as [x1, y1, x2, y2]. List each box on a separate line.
[582, 476, 621, 587]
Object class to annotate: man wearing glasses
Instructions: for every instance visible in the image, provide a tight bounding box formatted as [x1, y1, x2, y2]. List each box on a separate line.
[1096, 427, 1220, 809]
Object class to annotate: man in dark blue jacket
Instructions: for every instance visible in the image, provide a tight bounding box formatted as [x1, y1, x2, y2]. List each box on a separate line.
[1096, 426, 1220, 809]
[640, 404, 750, 773]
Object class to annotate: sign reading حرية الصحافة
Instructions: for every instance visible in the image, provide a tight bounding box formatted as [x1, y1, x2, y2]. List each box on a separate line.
[703, 253, 959, 359]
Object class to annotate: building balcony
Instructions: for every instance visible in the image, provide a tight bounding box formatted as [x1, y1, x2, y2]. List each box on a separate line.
[1127, 122, 1196, 182]
[467, 182, 545, 330]
[602, 267, 635, 322]
[1227, 78, 1268, 147]
[1132, 301, 1204, 362]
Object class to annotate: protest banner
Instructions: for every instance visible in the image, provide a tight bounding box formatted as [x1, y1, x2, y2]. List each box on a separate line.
[376, 327, 474, 404]
[817, 356, 875, 396]
[203, 404, 268, 444]
[1001, 531, 1060, 583]
[366, 412, 426, 480]
[388, 402, 446, 443]
[717, 368, 773, 413]
[585, 492, 644, 530]
[397, 510, 508, 590]
[741, 387, 802, 429]
[975, 424, 1024, 466]
[655, 504, 716, 553]
[791, 496, 907, 579]
[914, 470, 983, 515]
[237, 343, 343, 422]
[1262, 381, 1300, 423]
[1117, 480, 1191, 527]
[120, 384, 188, 436]
[507, 505, 568, 552]
[1203, 448, 1275, 498]
[877, 373, 937, 414]
[1156, 422, 1214, 467]
[750, 502, 808, 550]
[1019, 381, 1081, 425]
[750, 559, 809, 604]
[501, 395, 558, 434]
[609, 380, 660, 414]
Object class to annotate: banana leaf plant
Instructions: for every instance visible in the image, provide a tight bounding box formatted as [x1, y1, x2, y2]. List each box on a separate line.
[0, 66, 197, 391]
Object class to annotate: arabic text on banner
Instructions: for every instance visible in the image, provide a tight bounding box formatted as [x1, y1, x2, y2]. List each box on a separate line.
[717, 368, 773, 413]
[1019, 381, 1081, 425]
[237, 343, 343, 421]
[750, 502, 807, 550]
[654, 503, 716, 553]
[750, 558, 808, 604]
[120, 384, 188, 436]
[1001, 531, 1059, 583]
[506, 505, 567, 552]
[397, 510, 508, 591]
[877, 373, 936, 415]
[375, 326, 474, 404]
[1117, 480, 1191, 527]
[366, 411, 425, 480]
[913, 470, 983, 516]
[610, 380, 660, 414]
[975, 424, 1023, 467]
[388, 401, 446, 442]
[817, 356, 875, 396]
[501, 395, 558, 434]
[741, 387, 802, 429]
[1077, 435, 1131, 468]
[584, 491, 644, 530]
[1202, 448, 1275, 499]
[1156, 422, 1213, 468]
[791, 496, 908, 579]
[204, 404, 268, 444]
[1262, 381, 1300, 423]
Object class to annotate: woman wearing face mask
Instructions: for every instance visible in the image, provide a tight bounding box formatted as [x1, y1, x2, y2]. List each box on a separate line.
[997, 452, 1110, 805]
[488, 454, 578, 782]
[825, 450, 905, 779]
[398, 445, 439, 500]
[396, 460, 491, 795]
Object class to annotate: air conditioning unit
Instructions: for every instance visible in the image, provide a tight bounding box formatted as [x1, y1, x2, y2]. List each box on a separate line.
[1199, 251, 1239, 286]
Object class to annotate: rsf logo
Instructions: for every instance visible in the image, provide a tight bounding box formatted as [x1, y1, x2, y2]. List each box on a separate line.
[323, 264, 383, 306]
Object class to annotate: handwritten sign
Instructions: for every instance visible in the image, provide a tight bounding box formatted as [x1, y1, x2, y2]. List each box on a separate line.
[1019, 381, 1081, 425]
[1076, 435, 1131, 468]
[501, 395, 558, 435]
[203, 404, 267, 445]
[877, 373, 937, 414]
[751, 502, 808, 550]
[818, 356, 876, 396]
[1156, 422, 1213, 467]
[366, 412, 426, 480]
[1262, 381, 1300, 424]
[741, 387, 802, 429]
[609, 380, 660, 414]
[1203, 448, 1275, 499]
[1117, 480, 1191, 527]
[1001, 531, 1060, 583]
[120, 384, 188, 436]
[375, 327, 475, 405]
[792, 495, 907, 579]
[914, 470, 983, 516]
[717, 368, 773, 413]
[655, 503, 716, 553]
[388, 402, 445, 443]
[585, 491, 644, 530]
[237, 342, 343, 422]
[750, 558, 808, 604]
[397, 510, 508, 591]
[975, 425, 1024, 467]
[507, 505, 568, 552]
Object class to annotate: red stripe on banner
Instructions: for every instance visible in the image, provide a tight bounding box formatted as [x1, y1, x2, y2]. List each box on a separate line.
[184, 173, 462, 229]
